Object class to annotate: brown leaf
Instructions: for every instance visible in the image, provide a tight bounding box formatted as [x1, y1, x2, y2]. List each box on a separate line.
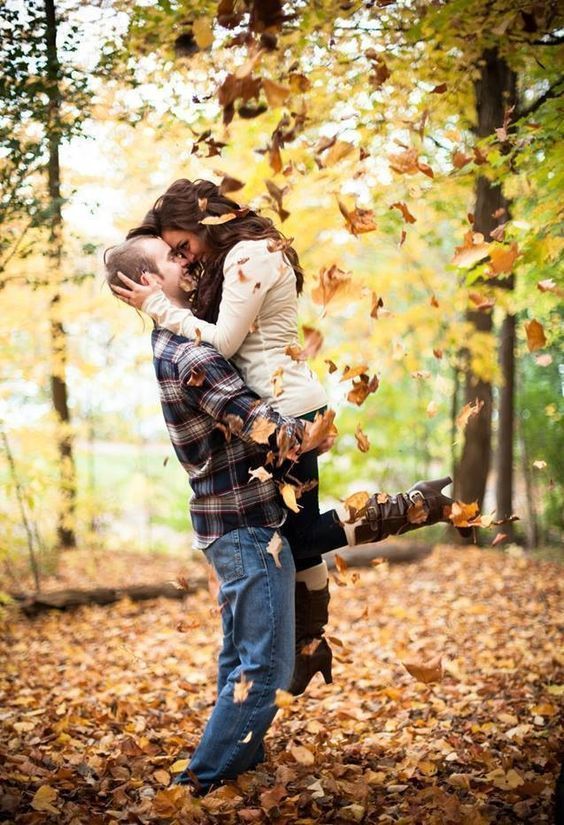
[302, 408, 337, 453]
[31, 786, 59, 814]
[452, 150, 472, 169]
[488, 242, 519, 275]
[250, 417, 276, 444]
[337, 198, 377, 235]
[325, 358, 338, 373]
[390, 201, 416, 223]
[334, 554, 348, 574]
[430, 294, 440, 308]
[403, 654, 443, 684]
[431, 82, 448, 94]
[525, 319, 546, 352]
[468, 292, 495, 310]
[285, 343, 304, 361]
[260, 783, 287, 812]
[342, 491, 370, 521]
[355, 424, 370, 453]
[347, 374, 379, 406]
[290, 745, 315, 765]
[407, 498, 428, 524]
[433, 348, 443, 359]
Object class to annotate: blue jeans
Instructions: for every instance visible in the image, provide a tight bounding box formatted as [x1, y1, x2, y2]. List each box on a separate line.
[177, 526, 295, 790]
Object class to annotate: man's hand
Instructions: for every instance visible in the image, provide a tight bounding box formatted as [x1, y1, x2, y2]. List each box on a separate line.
[111, 271, 161, 309]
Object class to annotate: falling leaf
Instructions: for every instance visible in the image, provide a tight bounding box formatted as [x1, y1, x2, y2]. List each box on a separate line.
[347, 374, 379, 406]
[525, 319, 546, 352]
[337, 198, 377, 235]
[342, 491, 370, 520]
[199, 212, 238, 225]
[324, 140, 356, 167]
[403, 654, 443, 684]
[411, 370, 431, 380]
[449, 500, 480, 527]
[341, 364, 370, 382]
[390, 202, 416, 223]
[280, 483, 302, 513]
[488, 242, 519, 275]
[31, 786, 59, 814]
[532, 460, 547, 470]
[371, 557, 386, 566]
[334, 554, 348, 574]
[452, 231, 490, 268]
[234, 672, 253, 703]
[301, 325, 323, 358]
[193, 17, 214, 49]
[537, 278, 560, 294]
[355, 424, 370, 452]
[285, 343, 305, 361]
[370, 293, 384, 318]
[426, 400, 439, 418]
[275, 689, 295, 708]
[304, 408, 337, 450]
[267, 531, 283, 567]
[433, 348, 443, 359]
[536, 353, 552, 366]
[389, 148, 434, 178]
[186, 368, 205, 386]
[262, 78, 291, 107]
[456, 398, 484, 434]
[249, 466, 273, 482]
[250, 417, 276, 444]
[431, 82, 448, 94]
[452, 150, 472, 168]
[240, 730, 253, 744]
[469, 292, 495, 310]
[492, 533, 508, 546]
[325, 359, 338, 373]
[430, 294, 440, 308]
[311, 264, 352, 308]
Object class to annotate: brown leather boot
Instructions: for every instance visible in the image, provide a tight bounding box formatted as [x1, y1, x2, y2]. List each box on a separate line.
[352, 476, 465, 544]
[288, 581, 333, 696]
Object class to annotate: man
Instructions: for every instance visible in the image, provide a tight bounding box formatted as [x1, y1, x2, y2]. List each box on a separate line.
[104, 235, 329, 794]
[104, 234, 464, 793]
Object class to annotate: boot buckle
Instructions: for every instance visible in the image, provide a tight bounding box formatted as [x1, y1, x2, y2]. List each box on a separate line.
[408, 489, 425, 505]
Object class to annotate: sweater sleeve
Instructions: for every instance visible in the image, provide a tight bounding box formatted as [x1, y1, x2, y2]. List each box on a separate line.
[142, 241, 283, 358]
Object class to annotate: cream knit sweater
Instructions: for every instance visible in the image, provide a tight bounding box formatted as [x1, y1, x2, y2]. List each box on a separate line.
[142, 238, 327, 417]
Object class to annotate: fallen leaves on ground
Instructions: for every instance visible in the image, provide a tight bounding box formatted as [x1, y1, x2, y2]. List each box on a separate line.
[1, 547, 561, 823]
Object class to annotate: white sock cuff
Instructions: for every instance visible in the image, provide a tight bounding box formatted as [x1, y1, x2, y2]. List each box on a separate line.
[335, 503, 358, 547]
[295, 560, 329, 590]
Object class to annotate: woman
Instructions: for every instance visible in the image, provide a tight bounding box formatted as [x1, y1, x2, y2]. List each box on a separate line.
[112, 179, 463, 694]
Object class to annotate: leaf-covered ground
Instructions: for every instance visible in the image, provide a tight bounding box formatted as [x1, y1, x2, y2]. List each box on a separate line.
[1, 546, 562, 824]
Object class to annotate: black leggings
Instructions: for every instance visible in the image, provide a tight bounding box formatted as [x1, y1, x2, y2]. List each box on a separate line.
[277, 438, 347, 573]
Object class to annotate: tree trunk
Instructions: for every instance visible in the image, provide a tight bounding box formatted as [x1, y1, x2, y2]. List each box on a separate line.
[496, 311, 516, 539]
[45, 0, 77, 549]
[454, 48, 516, 514]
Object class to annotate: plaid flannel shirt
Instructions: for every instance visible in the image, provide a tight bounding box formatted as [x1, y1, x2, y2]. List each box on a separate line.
[152, 329, 306, 549]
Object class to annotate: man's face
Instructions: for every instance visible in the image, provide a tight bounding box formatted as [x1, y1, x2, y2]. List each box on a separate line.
[162, 229, 209, 266]
[141, 237, 186, 301]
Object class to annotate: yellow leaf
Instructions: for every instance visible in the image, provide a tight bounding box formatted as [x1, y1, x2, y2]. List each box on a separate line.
[250, 417, 276, 444]
[324, 140, 355, 167]
[199, 213, 237, 225]
[449, 500, 480, 527]
[532, 460, 547, 470]
[488, 242, 519, 275]
[193, 17, 214, 49]
[275, 689, 295, 708]
[31, 786, 59, 814]
[280, 483, 302, 513]
[170, 759, 189, 773]
[340, 364, 370, 382]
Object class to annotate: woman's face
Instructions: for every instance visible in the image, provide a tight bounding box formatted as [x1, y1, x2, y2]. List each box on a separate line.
[162, 229, 210, 266]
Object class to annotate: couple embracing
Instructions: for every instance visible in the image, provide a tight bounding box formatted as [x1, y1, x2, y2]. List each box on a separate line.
[104, 178, 460, 795]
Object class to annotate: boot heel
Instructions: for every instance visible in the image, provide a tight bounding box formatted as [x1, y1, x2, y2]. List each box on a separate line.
[429, 475, 452, 492]
[320, 659, 333, 684]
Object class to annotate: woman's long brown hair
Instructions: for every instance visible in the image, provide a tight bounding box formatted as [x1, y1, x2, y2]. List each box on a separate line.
[127, 179, 304, 323]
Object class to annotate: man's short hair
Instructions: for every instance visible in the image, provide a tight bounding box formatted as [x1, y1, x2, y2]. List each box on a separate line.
[103, 236, 160, 289]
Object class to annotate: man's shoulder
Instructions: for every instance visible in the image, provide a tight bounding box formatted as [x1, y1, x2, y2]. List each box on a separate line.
[152, 329, 233, 376]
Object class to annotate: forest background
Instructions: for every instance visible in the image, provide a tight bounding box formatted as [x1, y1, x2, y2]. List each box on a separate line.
[1, 0, 563, 593]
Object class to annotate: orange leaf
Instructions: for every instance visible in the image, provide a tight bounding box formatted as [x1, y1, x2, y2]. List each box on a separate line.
[449, 500, 480, 527]
[456, 398, 484, 434]
[488, 242, 519, 275]
[452, 231, 490, 268]
[262, 78, 291, 107]
[250, 417, 276, 444]
[403, 654, 443, 684]
[355, 424, 370, 453]
[341, 364, 370, 382]
[233, 672, 253, 703]
[525, 319, 546, 352]
[311, 264, 352, 308]
[338, 198, 377, 235]
[390, 201, 416, 223]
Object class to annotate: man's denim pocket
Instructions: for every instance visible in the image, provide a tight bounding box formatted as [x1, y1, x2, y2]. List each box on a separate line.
[204, 529, 246, 585]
